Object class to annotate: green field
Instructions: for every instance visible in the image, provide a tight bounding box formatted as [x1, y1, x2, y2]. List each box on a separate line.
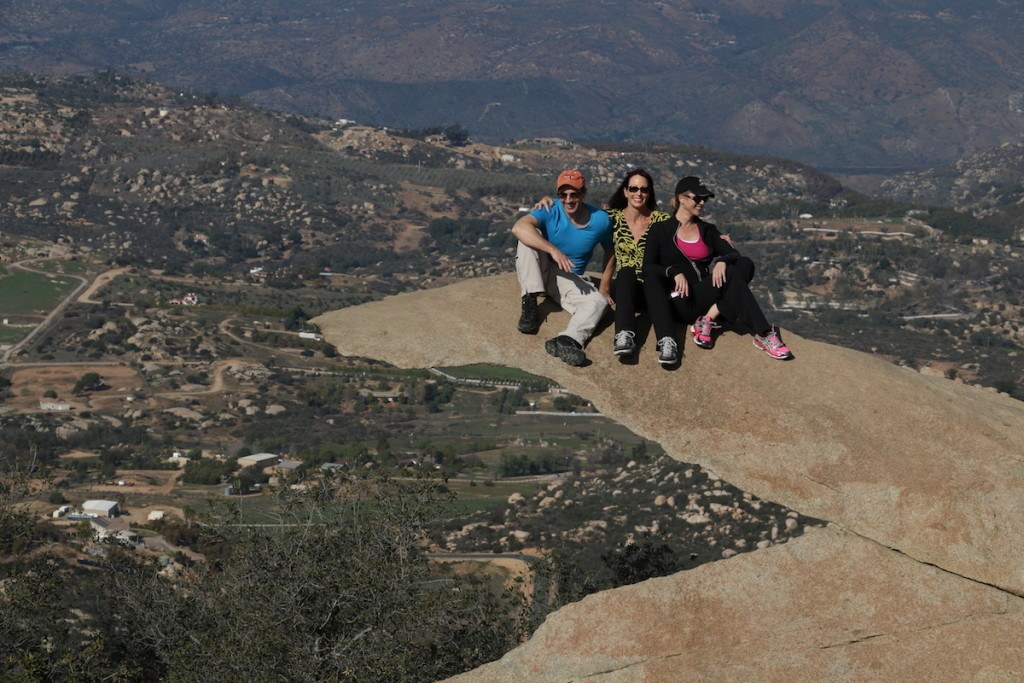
[445, 478, 545, 515]
[33, 258, 92, 276]
[0, 269, 79, 316]
[0, 326, 27, 344]
[99, 273, 374, 317]
[438, 364, 555, 386]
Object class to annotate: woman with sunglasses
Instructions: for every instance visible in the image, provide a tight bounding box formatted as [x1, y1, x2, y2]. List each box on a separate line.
[642, 175, 793, 364]
[603, 169, 671, 357]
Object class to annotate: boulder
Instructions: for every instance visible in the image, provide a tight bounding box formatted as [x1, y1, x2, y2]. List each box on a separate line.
[447, 528, 1024, 681]
[313, 273, 1024, 679]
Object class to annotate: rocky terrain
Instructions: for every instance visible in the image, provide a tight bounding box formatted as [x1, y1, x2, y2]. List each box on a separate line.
[0, 72, 844, 277]
[879, 141, 1024, 236]
[314, 273, 1024, 680]
[445, 452, 819, 584]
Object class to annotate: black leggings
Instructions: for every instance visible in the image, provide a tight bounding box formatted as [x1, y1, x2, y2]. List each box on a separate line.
[612, 267, 648, 334]
[644, 257, 771, 339]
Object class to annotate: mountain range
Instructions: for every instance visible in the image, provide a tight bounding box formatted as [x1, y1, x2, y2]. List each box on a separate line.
[4, 1, 1024, 170]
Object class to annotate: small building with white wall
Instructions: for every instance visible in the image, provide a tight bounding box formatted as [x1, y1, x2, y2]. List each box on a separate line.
[82, 500, 120, 518]
[238, 452, 280, 469]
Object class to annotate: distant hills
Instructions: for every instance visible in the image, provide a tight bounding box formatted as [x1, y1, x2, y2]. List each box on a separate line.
[879, 142, 1024, 232]
[4, 1, 1024, 169]
[0, 71, 851, 275]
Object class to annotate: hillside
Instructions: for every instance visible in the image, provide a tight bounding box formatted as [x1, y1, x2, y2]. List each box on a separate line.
[314, 274, 1024, 679]
[2, 72, 1021, 402]
[0, 72, 843, 277]
[879, 141, 1024, 239]
[4, 1, 1024, 168]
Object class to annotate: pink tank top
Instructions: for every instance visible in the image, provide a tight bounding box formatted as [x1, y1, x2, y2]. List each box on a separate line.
[675, 234, 711, 261]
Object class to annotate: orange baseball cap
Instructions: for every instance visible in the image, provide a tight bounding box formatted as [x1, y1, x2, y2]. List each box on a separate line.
[556, 169, 585, 191]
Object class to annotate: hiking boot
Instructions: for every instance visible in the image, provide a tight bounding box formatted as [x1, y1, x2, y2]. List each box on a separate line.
[656, 336, 679, 365]
[517, 293, 539, 334]
[753, 327, 793, 360]
[691, 315, 717, 349]
[613, 330, 636, 356]
[545, 335, 587, 366]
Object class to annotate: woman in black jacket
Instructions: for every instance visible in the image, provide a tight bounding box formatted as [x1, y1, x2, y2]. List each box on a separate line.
[642, 176, 792, 364]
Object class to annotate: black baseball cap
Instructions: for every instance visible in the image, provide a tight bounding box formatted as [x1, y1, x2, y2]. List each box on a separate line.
[674, 176, 715, 198]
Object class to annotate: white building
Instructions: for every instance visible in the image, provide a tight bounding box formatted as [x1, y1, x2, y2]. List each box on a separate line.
[89, 518, 139, 544]
[89, 517, 111, 537]
[82, 500, 120, 518]
[237, 452, 280, 469]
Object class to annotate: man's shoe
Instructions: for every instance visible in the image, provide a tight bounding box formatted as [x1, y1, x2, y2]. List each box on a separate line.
[656, 336, 679, 365]
[753, 327, 794, 360]
[545, 335, 587, 366]
[691, 315, 717, 349]
[613, 330, 636, 356]
[517, 293, 540, 334]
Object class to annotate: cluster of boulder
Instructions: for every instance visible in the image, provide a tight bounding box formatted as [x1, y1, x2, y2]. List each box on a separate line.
[446, 455, 817, 566]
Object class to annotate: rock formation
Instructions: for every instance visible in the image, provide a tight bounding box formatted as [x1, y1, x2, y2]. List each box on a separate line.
[314, 273, 1024, 680]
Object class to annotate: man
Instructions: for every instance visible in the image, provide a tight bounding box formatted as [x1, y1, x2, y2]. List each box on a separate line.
[512, 169, 614, 366]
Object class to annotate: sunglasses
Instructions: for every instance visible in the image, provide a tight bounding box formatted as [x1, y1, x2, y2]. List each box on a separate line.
[684, 193, 709, 204]
[558, 191, 582, 199]
[626, 185, 651, 194]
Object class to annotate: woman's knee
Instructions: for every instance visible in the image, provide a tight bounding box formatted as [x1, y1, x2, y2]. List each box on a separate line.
[614, 269, 639, 295]
[729, 257, 756, 282]
[643, 275, 668, 297]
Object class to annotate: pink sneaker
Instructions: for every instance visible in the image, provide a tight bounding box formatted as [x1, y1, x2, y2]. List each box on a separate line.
[691, 315, 716, 349]
[753, 327, 793, 360]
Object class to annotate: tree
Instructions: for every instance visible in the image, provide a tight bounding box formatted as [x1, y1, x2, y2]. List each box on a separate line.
[631, 440, 648, 461]
[283, 305, 310, 331]
[73, 372, 103, 394]
[375, 435, 392, 462]
[443, 124, 470, 146]
[552, 396, 573, 412]
[0, 476, 530, 681]
[182, 458, 233, 485]
[601, 534, 683, 587]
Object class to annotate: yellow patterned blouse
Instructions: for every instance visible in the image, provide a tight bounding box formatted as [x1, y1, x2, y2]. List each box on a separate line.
[608, 208, 671, 279]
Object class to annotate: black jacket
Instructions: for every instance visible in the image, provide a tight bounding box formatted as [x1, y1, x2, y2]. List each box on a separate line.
[642, 216, 740, 286]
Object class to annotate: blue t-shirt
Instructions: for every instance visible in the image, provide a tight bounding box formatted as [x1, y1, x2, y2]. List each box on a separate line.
[529, 201, 612, 275]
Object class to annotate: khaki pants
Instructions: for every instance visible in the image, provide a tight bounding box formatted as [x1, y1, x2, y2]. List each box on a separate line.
[515, 241, 607, 346]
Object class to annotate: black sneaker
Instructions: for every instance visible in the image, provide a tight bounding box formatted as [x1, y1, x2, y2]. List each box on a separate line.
[613, 330, 636, 356]
[517, 293, 539, 334]
[545, 335, 587, 366]
[656, 336, 679, 365]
